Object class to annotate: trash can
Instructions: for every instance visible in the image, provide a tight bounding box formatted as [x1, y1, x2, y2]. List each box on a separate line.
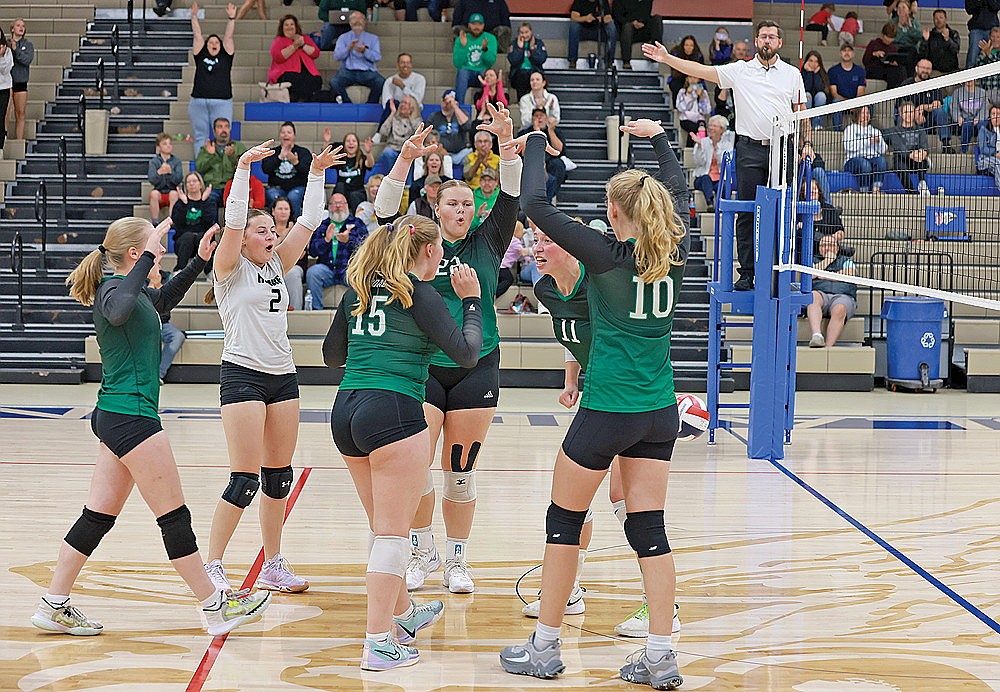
[880, 296, 947, 392]
[85, 109, 110, 156]
[605, 114, 630, 162]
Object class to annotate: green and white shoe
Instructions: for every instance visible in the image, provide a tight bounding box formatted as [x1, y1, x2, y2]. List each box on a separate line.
[31, 597, 103, 636]
[204, 589, 272, 636]
[615, 603, 681, 638]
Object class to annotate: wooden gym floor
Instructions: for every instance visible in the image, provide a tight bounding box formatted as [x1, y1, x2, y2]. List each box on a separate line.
[1, 384, 999, 690]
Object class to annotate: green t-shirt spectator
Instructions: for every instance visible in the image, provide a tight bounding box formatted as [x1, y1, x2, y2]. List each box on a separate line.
[453, 30, 498, 72]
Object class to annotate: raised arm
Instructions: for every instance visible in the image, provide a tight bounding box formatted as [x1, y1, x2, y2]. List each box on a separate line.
[98, 222, 169, 326]
[622, 119, 688, 210]
[149, 227, 216, 313]
[322, 293, 350, 368]
[474, 103, 523, 257]
[277, 145, 347, 275]
[191, 1, 205, 54]
[375, 125, 437, 223]
[410, 275, 483, 368]
[642, 42, 721, 84]
[215, 141, 276, 281]
[223, 3, 237, 54]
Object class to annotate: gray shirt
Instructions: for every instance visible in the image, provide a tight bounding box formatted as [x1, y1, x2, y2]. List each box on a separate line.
[10, 38, 33, 84]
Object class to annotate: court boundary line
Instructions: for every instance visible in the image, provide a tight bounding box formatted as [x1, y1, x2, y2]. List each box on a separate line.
[185, 467, 313, 692]
[724, 427, 1000, 636]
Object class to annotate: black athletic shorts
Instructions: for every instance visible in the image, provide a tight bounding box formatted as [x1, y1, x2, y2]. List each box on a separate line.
[562, 405, 679, 471]
[12, 82, 28, 94]
[219, 361, 299, 406]
[331, 389, 428, 457]
[91, 408, 164, 458]
[425, 347, 500, 412]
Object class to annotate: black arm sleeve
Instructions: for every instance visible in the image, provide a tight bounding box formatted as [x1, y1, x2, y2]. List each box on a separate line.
[409, 281, 483, 368]
[520, 134, 623, 274]
[651, 132, 690, 217]
[96, 252, 156, 327]
[322, 293, 350, 368]
[148, 255, 208, 314]
[477, 190, 520, 260]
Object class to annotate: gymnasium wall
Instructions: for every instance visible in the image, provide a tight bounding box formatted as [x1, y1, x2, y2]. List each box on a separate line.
[507, 0, 754, 21]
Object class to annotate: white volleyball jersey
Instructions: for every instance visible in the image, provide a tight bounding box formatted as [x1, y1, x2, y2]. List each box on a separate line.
[215, 255, 295, 375]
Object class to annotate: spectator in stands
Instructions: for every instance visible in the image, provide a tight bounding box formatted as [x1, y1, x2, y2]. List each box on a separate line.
[667, 36, 704, 105]
[373, 95, 423, 173]
[977, 104, 1000, 188]
[844, 106, 889, 192]
[864, 23, 907, 89]
[675, 76, 712, 147]
[0, 28, 11, 149]
[171, 172, 218, 273]
[709, 27, 733, 64]
[567, 0, 617, 69]
[325, 129, 374, 211]
[507, 22, 547, 100]
[965, 0, 1000, 69]
[517, 106, 566, 202]
[306, 193, 368, 310]
[453, 13, 498, 103]
[974, 26, 1000, 102]
[407, 172, 441, 219]
[269, 14, 322, 103]
[471, 165, 499, 229]
[355, 173, 383, 228]
[406, 0, 447, 22]
[379, 52, 426, 116]
[901, 58, 953, 151]
[319, 0, 365, 50]
[222, 173, 265, 209]
[271, 196, 307, 310]
[807, 234, 857, 349]
[452, 0, 512, 55]
[473, 68, 508, 121]
[692, 114, 734, 212]
[839, 11, 861, 46]
[828, 44, 867, 130]
[464, 130, 500, 189]
[497, 221, 533, 297]
[148, 134, 183, 224]
[146, 268, 185, 381]
[614, 0, 664, 70]
[799, 123, 832, 206]
[6, 19, 33, 142]
[374, 0, 407, 21]
[236, 0, 266, 20]
[887, 101, 931, 194]
[952, 79, 989, 153]
[413, 137, 454, 183]
[329, 12, 384, 104]
[802, 177, 845, 246]
[919, 9, 961, 74]
[261, 121, 313, 214]
[518, 71, 560, 126]
[802, 50, 830, 129]
[806, 3, 836, 46]
[195, 118, 247, 205]
[732, 40, 750, 60]
[892, 1, 922, 69]
[428, 89, 473, 161]
[188, 2, 236, 150]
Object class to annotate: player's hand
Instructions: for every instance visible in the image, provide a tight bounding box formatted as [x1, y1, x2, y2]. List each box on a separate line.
[450, 262, 480, 299]
[476, 103, 514, 143]
[641, 41, 670, 64]
[311, 145, 347, 174]
[399, 124, 437, 161]
[198, 224, 220, 261]
[559, 383, 580, 408]
[238, 139, 275, 168]
[501, 132, 560, 157]
[145, 217, 171, 255]
[621, 118, 665, 139]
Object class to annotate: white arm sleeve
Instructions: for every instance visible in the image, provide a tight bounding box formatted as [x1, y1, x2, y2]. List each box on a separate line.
[296, 172, 327, 231]
[499, 155, 523, 197]
[224, 167, 250, 230]
[564, 347, 577, 364]
[374, 175, 406, 219]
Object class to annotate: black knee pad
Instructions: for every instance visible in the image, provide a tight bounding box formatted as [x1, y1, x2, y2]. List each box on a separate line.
[261, 465, 294, 499]
[624, 510, 671, 557]
[64, 507, 117, 557]
[222, 471, 260, 508]
[545, 502, 589, 545]
[156, 504, 199, 560]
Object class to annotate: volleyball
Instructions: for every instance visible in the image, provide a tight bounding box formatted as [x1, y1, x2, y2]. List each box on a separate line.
[676, 393, 710, 441]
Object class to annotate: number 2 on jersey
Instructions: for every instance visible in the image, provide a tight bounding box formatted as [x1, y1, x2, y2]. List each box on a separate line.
[352, 295, 388, 337]
[629, 276, 674, 319]
[268, 288, 282, 313]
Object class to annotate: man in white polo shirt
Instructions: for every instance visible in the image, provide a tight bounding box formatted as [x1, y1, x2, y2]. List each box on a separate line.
[644, 21, 805, 290]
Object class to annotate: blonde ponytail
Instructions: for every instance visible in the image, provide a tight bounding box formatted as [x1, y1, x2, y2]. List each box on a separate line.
[346, 214, 440, 316]
[606, 170, 685, 283]
[66, 216, 150, 305]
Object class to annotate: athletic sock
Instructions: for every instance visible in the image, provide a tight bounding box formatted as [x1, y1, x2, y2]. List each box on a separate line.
[395, 601, 415, 620]
[576, 549, 588, 585]
[411, 525, 433, 552]
[445, 537, 466, 562]
[200, 589, 225, 611]
[533, 621, 561, 645]
[646, 632, 673, 657]
[44, 594, 70, 607]
[366, 630, 393, 644]
[612, 500, 627, 527]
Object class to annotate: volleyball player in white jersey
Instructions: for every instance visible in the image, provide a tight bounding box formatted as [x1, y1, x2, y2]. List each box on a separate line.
[204, 139, 344, 593]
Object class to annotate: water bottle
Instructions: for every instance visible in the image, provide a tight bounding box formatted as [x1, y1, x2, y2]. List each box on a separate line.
[937, 186, 945, 197]
[304, 290, 313, 311]
[372, 4, 380, 21]
[689, 194, 696, 221]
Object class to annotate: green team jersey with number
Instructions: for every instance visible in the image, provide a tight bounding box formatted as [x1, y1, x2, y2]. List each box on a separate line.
[533, 264, 592, 370]
[324, 278, 483, 401]
[520, 131, 690, 413]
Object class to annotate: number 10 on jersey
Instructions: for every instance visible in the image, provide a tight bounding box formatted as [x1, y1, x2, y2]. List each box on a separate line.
[629, 276, 674, 319]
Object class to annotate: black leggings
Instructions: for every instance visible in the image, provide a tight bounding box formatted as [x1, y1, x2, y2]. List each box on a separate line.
[0, 88, 9, 148]
[806, 23, 829, 41]
[279, 71, 322, 103]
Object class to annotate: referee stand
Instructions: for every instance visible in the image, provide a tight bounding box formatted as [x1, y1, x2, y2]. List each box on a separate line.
[706, 154, 820, 461]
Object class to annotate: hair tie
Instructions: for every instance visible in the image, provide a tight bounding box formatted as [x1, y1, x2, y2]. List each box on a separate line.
[98, 244, 107, 254]
[638, 175, 648, 188]
[408, 224, 416, 235]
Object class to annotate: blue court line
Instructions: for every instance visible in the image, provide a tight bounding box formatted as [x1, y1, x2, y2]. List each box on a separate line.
[724, 424, 1000, 636]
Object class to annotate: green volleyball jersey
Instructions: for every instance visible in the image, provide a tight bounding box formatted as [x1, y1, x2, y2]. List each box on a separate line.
[533, 264, 592, 370]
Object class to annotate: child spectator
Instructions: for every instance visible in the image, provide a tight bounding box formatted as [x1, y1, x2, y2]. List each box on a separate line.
[839, 11, 861, 46]
[675, 76, 711, 146]
[807, 3, 836, 46]
[147, 134, 183, 224]
[324, 129, 374, 212]
[473, 68, 508, 120]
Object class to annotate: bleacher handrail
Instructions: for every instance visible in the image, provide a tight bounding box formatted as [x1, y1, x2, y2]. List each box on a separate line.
[111, 24, 121, 106]
[34, 182, 49, 274]
[57, 137, 69, 224]
[96, 57, 106, 112]
[76, 94, 88, 179]
[9, 232, 25, 331]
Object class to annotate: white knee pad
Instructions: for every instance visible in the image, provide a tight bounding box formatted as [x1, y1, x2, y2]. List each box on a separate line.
[423, 468, 435, 496]
[584, 508, 594, 524]
[612, 499, 627, 527]
[367, 535, 409, 577]
[442, 469, 477, 503]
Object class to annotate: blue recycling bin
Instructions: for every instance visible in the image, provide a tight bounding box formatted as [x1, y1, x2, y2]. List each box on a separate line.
[880, 296, 947, 391]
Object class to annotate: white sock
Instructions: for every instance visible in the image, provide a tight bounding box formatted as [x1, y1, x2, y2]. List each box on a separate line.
[200, 589, 225, 611]
[576, 549, 587, 585]
[44, 594, 70, 607]
[445, 537, 466, 562]
[411, 526, 434, 552]
[395, 600, 415, 620]
[646, 632, 673, 657]
[533, 621, 561, 645]
[612, 500, 627, 527]
[366, 630, 392, 643]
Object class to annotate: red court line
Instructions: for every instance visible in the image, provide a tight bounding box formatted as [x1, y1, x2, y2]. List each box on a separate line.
[186, 466, 313, 692]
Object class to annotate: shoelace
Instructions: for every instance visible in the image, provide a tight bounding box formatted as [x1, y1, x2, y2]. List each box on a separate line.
[60, 604, 93, 625]
[623, 647, 650, 667]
